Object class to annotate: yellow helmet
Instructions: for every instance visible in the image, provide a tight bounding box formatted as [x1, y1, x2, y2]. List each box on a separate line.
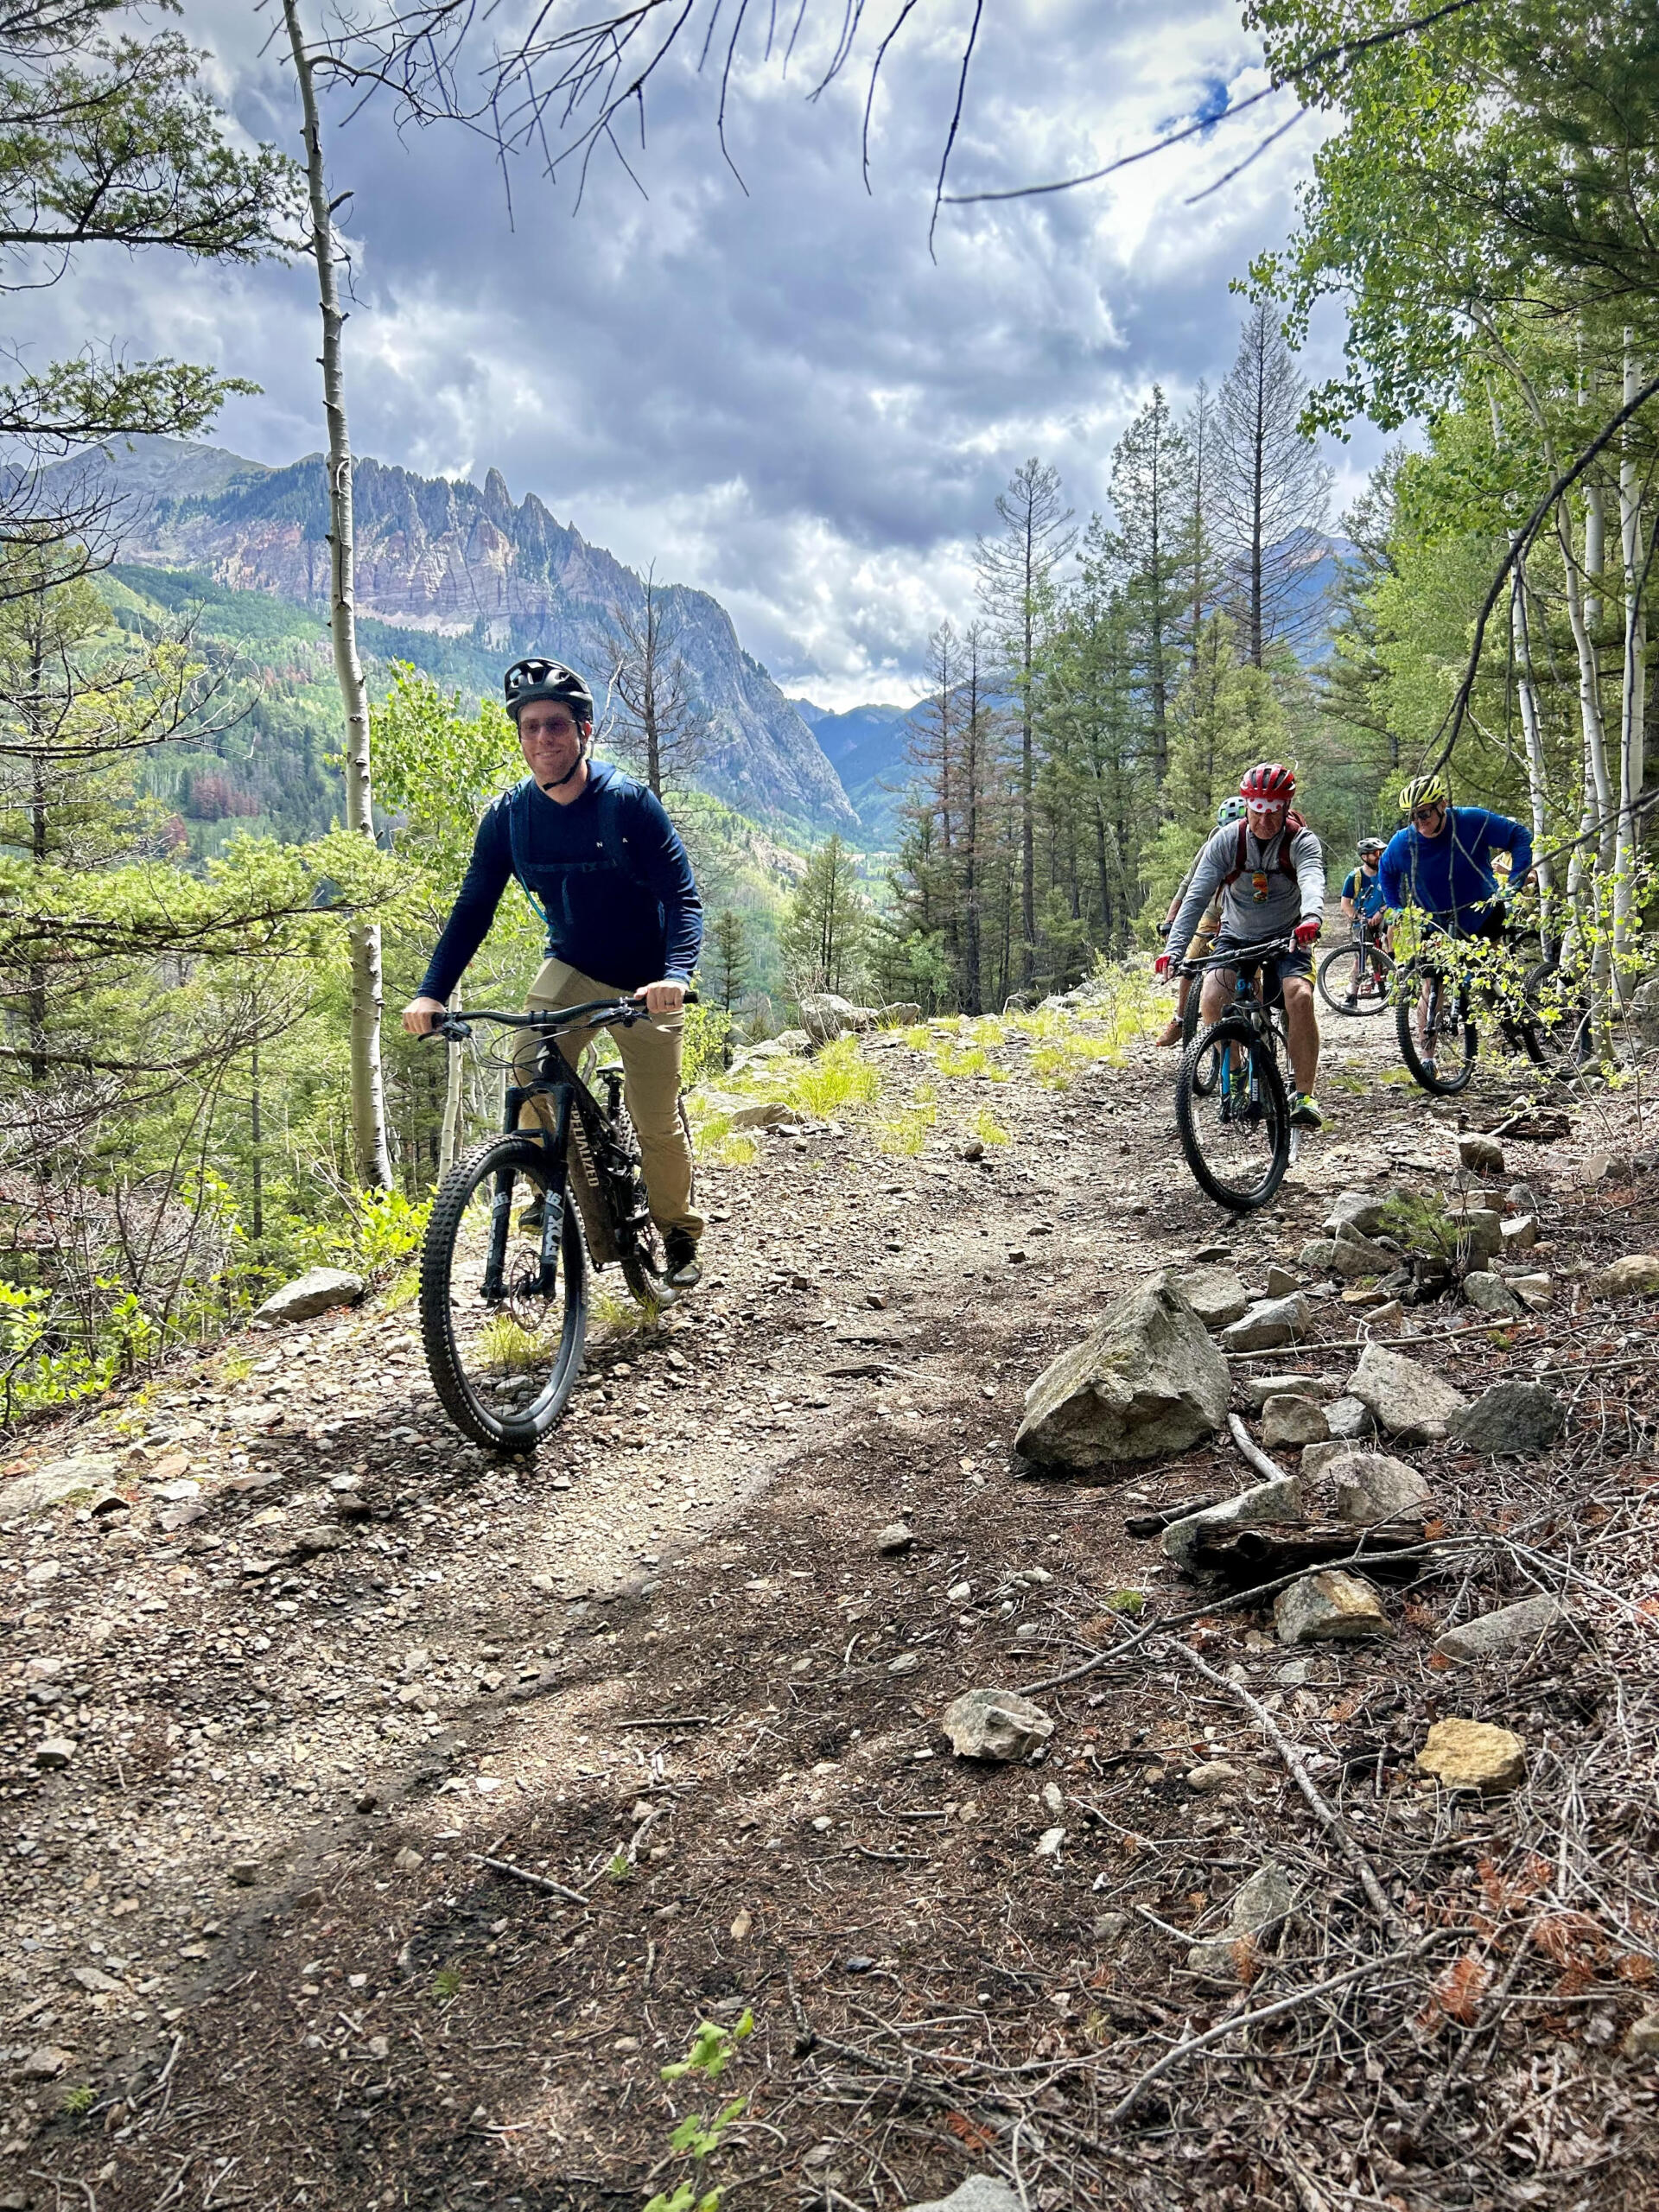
[1399, 772, 1447, 815]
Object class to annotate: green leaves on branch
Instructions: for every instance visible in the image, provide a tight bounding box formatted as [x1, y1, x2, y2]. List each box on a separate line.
[0, 353, 259, 449]
[645, 2012, 753, 2212]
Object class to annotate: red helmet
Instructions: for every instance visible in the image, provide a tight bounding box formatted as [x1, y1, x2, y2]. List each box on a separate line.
[1241, 761, 1296, 802]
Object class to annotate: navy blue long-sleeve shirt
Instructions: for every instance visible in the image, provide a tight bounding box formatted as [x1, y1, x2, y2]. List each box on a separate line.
[417, 762, 703, 1002]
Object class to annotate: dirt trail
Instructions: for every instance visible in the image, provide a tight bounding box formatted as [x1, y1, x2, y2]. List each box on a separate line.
[3, 995, 1657, 2211]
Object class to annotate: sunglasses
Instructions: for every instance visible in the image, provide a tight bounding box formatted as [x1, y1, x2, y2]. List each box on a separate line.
[1411, 803, 1445, 823]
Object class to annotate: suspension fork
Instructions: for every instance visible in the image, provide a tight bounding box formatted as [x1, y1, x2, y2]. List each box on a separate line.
[487, 1082, 572, 1301]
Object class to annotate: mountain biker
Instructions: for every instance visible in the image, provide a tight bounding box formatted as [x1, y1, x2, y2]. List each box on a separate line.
[1157, 761, 1328, 1129]
[1377, 773, 1535, 1082]
[1337, 837, 1389, 1008]
[401, 656, 706, 1289]
[1155, 796, 1248, 1048]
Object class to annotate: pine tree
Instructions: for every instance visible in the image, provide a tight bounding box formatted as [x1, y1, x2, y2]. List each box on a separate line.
[709, 908, 748, 1012]
[1108, 389, 1189, 788]
[1213, 302, 1333, 669]
[780, 835, 868, 1001]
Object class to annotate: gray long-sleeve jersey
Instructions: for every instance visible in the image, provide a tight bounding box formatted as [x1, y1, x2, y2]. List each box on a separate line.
[1167, 818, 1326, 966]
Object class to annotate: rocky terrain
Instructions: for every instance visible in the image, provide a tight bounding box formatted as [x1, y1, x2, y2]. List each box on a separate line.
[53, 438, 860, 831]
[3, 991, 1658, 2211]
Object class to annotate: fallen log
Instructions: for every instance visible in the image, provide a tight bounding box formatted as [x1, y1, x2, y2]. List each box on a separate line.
[1183, 1517, 1431, 1585]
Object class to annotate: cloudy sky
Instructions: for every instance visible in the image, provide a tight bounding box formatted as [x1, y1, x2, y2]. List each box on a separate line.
[15, 0, 1388, 707]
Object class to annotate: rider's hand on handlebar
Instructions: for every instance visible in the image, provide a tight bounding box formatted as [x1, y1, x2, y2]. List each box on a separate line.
[403, 995, 448, 1035]
[636, 979, 687, 1017]
[1154, 952, 1172, 979]
[1294, 918, 1321, 948]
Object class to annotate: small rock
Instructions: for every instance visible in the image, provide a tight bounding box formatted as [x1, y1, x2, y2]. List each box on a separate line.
[1329, 1452, 1432, 1525]
[1592, 1254, 1659, 1299]
[226, 1859, 260, 1886]
[34, 1737, 76, 1769]
[1511, 1273, 1554, 1311]
[1346, 1344, 1468, 1441]
[1175, 1265, 1250, 1329]
[946, 1580, 971, 1603]
[1299, 1237, 1341, 1273]
[729, 1906, 753, 1940]
[959, 1138, 985, 1162]
[1185, 1760, 1241, 1795]
[1188, 1863, 1295, 1979]
[252, 1267, 365, 1325]
[1623, 2011, 1659, 2059]
[1219, 1292, 1312, 1352]
[1324, 1190, 1391, 1236]
[1462, 1270, 1523, 1319]
[887, 1650, 921, 1675]
[1264, 1264, 1300, 1299]
[905, 2179, 1024, 2212]
[1331, 1229, 1397, 1281]
[1273, 1570, 1389, 1645]
[1364, 1300, 1403, 1328]
[1261, 1395, 1329, 1450]
[940, 1688, 1054, 1762]
[876, 1522, 915, 1554]
[1325, 1394, 1376, 1442]
[1450, 1381, 1566, 1458]
[1034, 1826, 1065, 1859]
[1300, 1439, 1356, 1479]
[1501, 1215, 1538, 1253]
[1417, 1718, 1527, 1791]
[1433, 1595, 1569, 1662]
[1041, 1781, 1064, 1815]
[19, 2046, 71, 2080]
[1242, 1374, 1341, 1407]
[1162, 1473, 1304, 1565]
[393, 1847, 424, 1872]
[1458, 1132, 1506, 1174]
[1091, 1910, 1128, 1943]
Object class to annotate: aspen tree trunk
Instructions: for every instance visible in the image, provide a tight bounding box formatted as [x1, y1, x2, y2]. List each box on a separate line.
[1616, 334, 1649, 987]
[1485, 382, 1552, 934]
[283, 0, 391, 1190]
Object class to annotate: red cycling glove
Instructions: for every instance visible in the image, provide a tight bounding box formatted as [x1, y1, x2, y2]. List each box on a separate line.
[1294, 919, 1321, 948]
[1154, 953, 1172, 979]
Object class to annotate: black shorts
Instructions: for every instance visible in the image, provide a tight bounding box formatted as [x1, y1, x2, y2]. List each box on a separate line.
[1211, 932, 1313, 1003]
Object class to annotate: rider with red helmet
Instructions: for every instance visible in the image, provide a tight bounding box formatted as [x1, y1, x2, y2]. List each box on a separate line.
[1158, 762, 1328, 1129]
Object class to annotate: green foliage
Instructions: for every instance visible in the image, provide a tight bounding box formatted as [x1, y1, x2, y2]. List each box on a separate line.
[59, 2085, 96, 2117]
[644, 2012, 754, 2212]
[680, 1004, 730, 1089]
[780, 835, 870, 1001]
[432, 1965, 462, 2001]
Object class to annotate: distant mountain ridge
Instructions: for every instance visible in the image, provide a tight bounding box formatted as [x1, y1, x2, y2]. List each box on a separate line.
[788, 698, 916, 837]
[53, 437, 858, 831]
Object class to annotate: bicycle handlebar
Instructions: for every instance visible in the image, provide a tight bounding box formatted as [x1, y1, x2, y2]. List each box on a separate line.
[425, 991, 699, 1043]
[1179, 936, 1296, 976]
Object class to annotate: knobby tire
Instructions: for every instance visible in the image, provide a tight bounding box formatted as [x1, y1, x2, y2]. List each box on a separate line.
[1318, 940, 1394, 1017]
[1395, 968, 1477, 1095]
[421, 1134, 588, 1452]
[1174, 1013, 1291, 1212]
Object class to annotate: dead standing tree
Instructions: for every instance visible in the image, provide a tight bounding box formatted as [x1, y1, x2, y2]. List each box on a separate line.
[601, 569, 710, 801]
[280, 0, 391, 1190]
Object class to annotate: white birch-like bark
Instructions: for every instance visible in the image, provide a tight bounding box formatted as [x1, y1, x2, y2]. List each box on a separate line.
[1486, 381, 1553, 931]
[283, 0, 391, 1190]
[1616, 333, 1649, 984]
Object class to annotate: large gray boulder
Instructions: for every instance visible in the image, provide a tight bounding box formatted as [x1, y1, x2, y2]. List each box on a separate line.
[3, 1452, 121, 1516]
[1015, 1272, 1228, 1472]
[798, 993, 878, 1045]
[1324, 1190, 1391, 1237]
[1346, 1344, 1467, 1442]
[251, 1267, 365, 1325]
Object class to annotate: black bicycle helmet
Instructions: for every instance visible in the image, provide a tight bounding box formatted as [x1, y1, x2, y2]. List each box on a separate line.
[503, 657, 594, 724]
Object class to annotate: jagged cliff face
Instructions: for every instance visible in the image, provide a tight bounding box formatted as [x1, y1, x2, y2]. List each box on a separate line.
[70, 439, 856, 830]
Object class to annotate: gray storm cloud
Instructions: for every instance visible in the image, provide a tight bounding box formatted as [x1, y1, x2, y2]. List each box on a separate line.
[6, 0, 1388, 703]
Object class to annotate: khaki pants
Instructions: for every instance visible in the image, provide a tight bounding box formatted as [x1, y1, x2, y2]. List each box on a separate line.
[514, 960, 703, 1247]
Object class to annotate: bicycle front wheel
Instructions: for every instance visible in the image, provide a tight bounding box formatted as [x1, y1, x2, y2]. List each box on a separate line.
[1395, 967, 1477, 1094]
[1175, 1014, 1291, 1212]
[1181, 982, 1222, 1096]
[1318, 941, 1395, 1016]
[421, 1135, 588, 1451]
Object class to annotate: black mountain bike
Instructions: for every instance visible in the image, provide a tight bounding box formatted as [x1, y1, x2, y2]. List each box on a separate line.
[1318, 917, 1395, 1016]
[1393, 917, 1548, 1095]
[418, 998, 692, 1450]
[1174, 938, 1297, 1211]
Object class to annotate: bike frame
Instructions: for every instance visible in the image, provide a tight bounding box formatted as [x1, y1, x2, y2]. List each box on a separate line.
[438, 1001, 646, 1307]
[1184, 938, 1295, 1091]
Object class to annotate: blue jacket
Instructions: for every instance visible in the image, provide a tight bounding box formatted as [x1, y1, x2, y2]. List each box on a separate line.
[418, 761, 703, 1001]
[1378, 806, 1532, 934]
[1342, 865, 1387, 918]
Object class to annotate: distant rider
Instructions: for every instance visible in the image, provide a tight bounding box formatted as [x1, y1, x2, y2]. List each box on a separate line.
[401, 657, 706, 1289]
[1377, 773, 1535, 1083]
[1157, 761, 1327, 1130]
[1337, 836, 1389, 1008]
[1154, 796, 1247, 1048]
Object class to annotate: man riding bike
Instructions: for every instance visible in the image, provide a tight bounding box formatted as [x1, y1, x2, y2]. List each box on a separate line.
[1157, 761, 1327, 1129]
[1337, 836, 1389, 1009]
[1154, 796, 1248, 1048]
[401, 656, 706, 1290]
[1377, 773, 1535, 1083]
